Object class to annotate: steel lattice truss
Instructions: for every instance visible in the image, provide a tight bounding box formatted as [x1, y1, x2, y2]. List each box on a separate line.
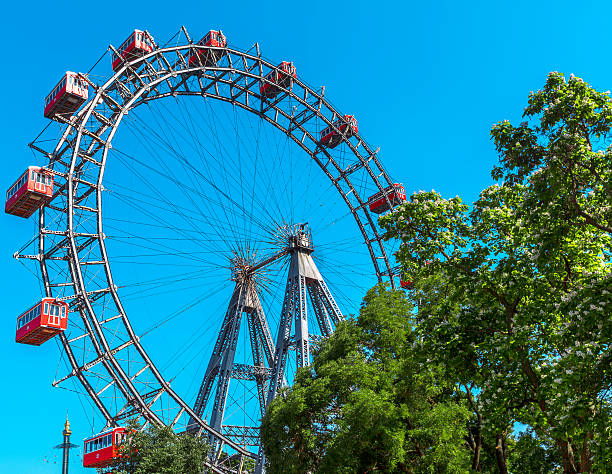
[19, 27, 401, 471]
[187, 225, 344, 464]
[187, 272, 274, 439]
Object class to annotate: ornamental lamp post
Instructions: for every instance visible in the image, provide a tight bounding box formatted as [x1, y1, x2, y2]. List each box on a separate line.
[54, 416, 78, 474]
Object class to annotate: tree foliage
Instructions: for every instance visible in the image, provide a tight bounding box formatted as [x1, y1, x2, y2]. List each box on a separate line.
[261, 286, 472, 473]
[507, 429, 562, 474]
[100, 420, 209, 474]
[491, 71, 612, 234]
[380, 72, 612, 473]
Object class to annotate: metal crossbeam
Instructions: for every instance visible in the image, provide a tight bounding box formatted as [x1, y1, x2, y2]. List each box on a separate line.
[230, 364, 272, 381]
[111, 387, 164, 424]
[53, 339, 135, 386]
[222, 425, 261, 447]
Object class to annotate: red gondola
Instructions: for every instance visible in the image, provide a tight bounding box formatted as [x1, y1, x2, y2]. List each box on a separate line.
[259, 62, 296, 98]
[188, 30, 227, 67]
[43, 72, 88, 119]
[83, 427, 130, 468]
[16, 298, 68, 346]
[400, 275, 413, 290]
[320, 115, 358, 148]
[112, 29, 155, 71]
[368, 184, 406, 214]
[5, 166, 54, 218]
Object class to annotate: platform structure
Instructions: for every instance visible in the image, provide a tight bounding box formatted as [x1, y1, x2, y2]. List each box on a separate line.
[187, 224, 343, 458]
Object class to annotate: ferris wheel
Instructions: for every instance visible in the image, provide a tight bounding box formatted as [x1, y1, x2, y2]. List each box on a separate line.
[8, 26, 407, 471]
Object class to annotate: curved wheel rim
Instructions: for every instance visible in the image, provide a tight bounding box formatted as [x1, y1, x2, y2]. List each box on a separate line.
[27, 29, 400, 464]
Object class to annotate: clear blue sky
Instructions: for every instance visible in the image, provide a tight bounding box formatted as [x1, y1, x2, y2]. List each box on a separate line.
[1, 1, 611, 472]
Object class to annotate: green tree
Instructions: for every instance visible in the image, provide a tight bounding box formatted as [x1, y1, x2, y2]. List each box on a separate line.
[380, 72, 612, 473]
[100, 420, 209, 474]
[491, 71, 612, 234]
[507, 429, 562, 473]
[261, 286, 472, 473]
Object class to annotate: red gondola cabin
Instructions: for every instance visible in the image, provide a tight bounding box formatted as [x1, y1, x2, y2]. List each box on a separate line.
[44, 72, 88, 119]
[188, 30, 227, 67]
[400, 274, 413, 290]
[320, 115, 358, 148]
[16, 298, 68, 346]
[5, 166, 54, 218]
[112, 29, 155, 71]
[368, 184, 406, 214]
[83, 427, 130, 468]
[260, 62, 297, 98]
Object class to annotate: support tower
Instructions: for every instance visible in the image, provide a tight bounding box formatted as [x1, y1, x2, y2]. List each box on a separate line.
[188, 224, 343, 456]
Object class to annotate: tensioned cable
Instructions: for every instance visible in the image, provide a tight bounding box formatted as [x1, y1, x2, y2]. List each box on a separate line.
[112, 121, 276, 242]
